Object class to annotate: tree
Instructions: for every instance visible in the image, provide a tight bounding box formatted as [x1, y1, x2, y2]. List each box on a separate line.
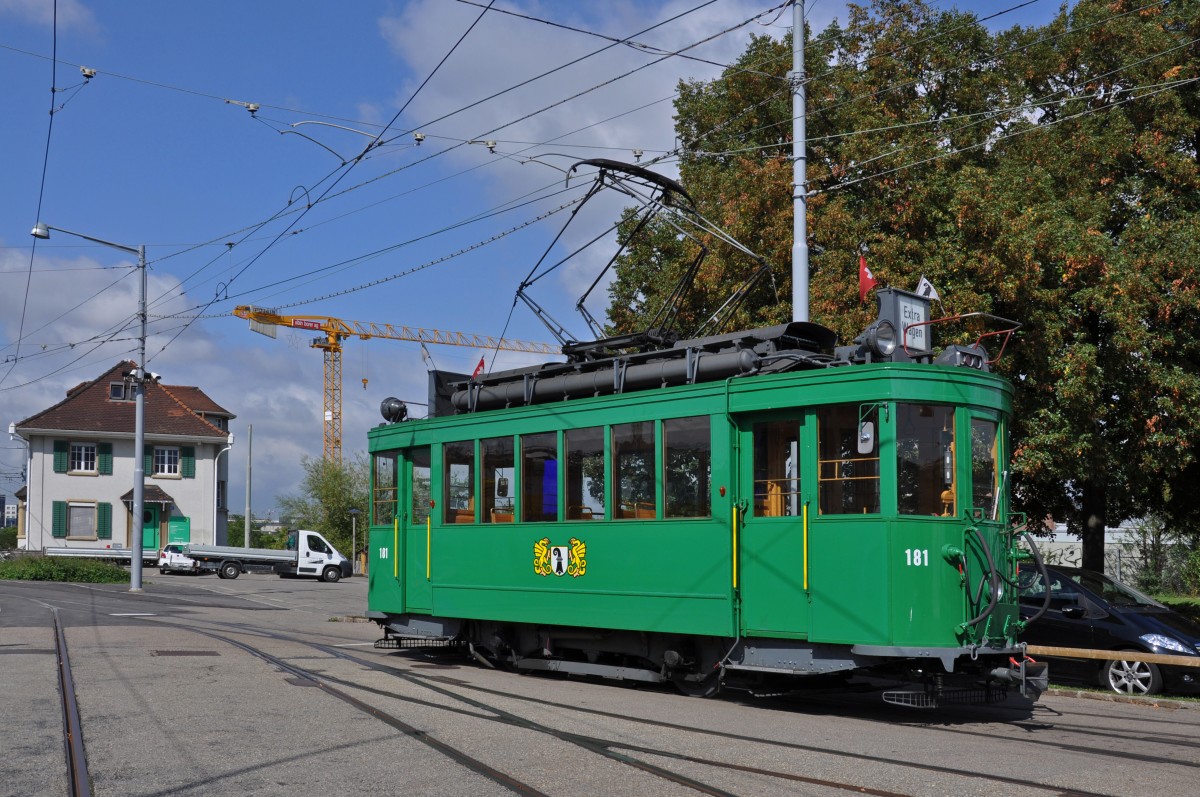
[602, 0, 1200, 569]
[225, 514, 281, 549]
[276, 454, 369, 557]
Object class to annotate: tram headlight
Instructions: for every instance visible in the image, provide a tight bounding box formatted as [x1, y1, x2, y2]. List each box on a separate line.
[865, 320, 897, 358]
[933, 343, 990, 372]
[380, 397, 408, 423]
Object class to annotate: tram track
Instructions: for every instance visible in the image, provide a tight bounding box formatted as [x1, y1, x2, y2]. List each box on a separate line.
[142, 616, 1134, 797]
[51, 607, 91, 797]
[15, 582, 1196, 797]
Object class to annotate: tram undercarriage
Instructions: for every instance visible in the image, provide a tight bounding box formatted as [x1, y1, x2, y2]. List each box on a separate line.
[370, 613, 1045, 707]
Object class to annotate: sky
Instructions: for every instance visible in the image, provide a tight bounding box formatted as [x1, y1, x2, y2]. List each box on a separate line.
[0, 0, 1069, 520]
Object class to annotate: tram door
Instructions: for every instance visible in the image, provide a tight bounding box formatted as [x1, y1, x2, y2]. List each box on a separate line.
[737, 415, 812, 636]
[402, 447, 433, 613]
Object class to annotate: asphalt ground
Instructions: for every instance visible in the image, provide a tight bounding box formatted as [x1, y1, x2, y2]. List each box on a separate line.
[3, 572, 1198, 797]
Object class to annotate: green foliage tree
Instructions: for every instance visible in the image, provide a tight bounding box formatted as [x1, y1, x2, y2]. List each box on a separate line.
[602, 0, 1200, 569]
[224, 514, 281, 549]
[276, 454, 369, 557]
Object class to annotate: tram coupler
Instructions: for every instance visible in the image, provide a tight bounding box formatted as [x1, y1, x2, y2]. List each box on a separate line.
[989, 656, 1048, 700]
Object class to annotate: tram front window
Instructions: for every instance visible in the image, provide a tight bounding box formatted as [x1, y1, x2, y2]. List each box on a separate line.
[895, 404, 956, 516]
[971, 418, 1000, 520]
[818, 405, 880, 514]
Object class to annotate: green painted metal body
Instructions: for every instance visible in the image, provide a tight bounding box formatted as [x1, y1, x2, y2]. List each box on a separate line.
[367, 361, 1019, 656]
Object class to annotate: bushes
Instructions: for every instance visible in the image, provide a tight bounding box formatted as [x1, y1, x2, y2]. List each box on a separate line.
[0, 555, 131, 583]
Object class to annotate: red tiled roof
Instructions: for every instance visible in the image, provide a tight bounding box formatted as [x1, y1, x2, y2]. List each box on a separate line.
[14, 360, 231, 440]
[164, 385, 232, 417]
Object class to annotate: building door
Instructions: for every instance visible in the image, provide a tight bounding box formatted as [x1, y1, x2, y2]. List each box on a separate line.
[141, 505, 160, 551]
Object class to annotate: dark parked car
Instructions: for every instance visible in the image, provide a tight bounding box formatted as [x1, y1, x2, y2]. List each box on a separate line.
[1018, 564, 1200, 696]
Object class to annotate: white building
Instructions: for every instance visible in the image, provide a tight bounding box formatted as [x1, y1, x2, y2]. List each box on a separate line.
[12, 361, 235, 552]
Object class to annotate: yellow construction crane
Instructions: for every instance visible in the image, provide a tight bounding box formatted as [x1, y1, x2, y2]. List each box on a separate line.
[232, 305, 560, 461]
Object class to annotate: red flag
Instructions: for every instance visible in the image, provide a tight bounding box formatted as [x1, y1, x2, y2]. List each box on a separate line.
[858, 254, 878, 304]
[472, 356, 486, 378]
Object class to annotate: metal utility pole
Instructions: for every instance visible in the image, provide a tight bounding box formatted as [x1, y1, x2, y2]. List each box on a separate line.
[791, 0, 809, 322]
[244, 424, 252, 547]
[31, 223, 147, 590]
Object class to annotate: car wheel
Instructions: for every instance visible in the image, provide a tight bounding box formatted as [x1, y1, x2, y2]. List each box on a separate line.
[1102, 654, 1163, 695]
[219, 562, 241, 580]
[321, 566, 341, 583]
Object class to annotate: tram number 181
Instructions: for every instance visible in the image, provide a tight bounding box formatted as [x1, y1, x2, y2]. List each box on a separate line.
[905, 548, 930, 567]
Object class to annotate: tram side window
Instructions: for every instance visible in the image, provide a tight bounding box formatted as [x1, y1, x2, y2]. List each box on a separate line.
[613, 421, 656, 519]
[566, 426, 605, 521]
[481, 437, 514, 524]
[753, 420, 800, 517]
[971, 419, 999, 520]
[664, 416, 710, 518]
[522, 432, 558, 523]
[895, 404, 956, 516]
[818, 405, 880, 514]
[410, 447, 432, 525]
[443, 441, 475, 524]
[372, 451, 398, 525]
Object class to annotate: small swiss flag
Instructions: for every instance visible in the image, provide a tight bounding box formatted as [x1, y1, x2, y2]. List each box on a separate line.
[858, 254, 878, 304]
[472, 356, 486, 378]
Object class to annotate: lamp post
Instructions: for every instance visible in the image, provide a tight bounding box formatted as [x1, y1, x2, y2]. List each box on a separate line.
[31, 222, 148, 591]
[348, 508, 361, 575]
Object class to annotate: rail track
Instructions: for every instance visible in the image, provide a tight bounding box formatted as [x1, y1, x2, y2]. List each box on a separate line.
[51, 607, 91, 797]
[14, 579, 1197, 797]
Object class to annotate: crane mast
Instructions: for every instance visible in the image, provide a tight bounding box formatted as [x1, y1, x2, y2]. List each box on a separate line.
[232, 306, 560, 460]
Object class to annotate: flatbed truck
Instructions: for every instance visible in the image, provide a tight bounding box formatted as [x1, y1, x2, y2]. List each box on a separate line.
[185, 529, 351, 582]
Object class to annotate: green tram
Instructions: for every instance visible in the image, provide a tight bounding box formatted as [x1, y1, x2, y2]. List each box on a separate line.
[366, 289, 1046, 704]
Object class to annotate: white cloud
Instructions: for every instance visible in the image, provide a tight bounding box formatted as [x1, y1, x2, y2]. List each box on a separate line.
[0, 0, 98, 32]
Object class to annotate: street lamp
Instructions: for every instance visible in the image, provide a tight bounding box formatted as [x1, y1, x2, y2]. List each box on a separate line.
[31, 222, 148, 592]
[348, 508, 361, 575]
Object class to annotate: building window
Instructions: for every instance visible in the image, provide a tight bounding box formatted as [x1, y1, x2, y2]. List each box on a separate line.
[52, 501, 111, 539]
[154, 446, 180, 476]
[217, 480, 227, 511]
[70, 443, 97, 474]
[109, 382, 132, 401]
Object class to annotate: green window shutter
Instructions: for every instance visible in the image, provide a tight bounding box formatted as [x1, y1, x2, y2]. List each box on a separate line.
[182, 446, 196, 479]
[98, 442, 113, 475]
[54, 440, 69, 473]
[97, 503, 112, 539]
[144, 445, 153, 474]
[52, 501, 67, 538]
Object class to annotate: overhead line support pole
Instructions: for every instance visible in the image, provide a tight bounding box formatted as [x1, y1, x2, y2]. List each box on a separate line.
[791, 0, 809, 323]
